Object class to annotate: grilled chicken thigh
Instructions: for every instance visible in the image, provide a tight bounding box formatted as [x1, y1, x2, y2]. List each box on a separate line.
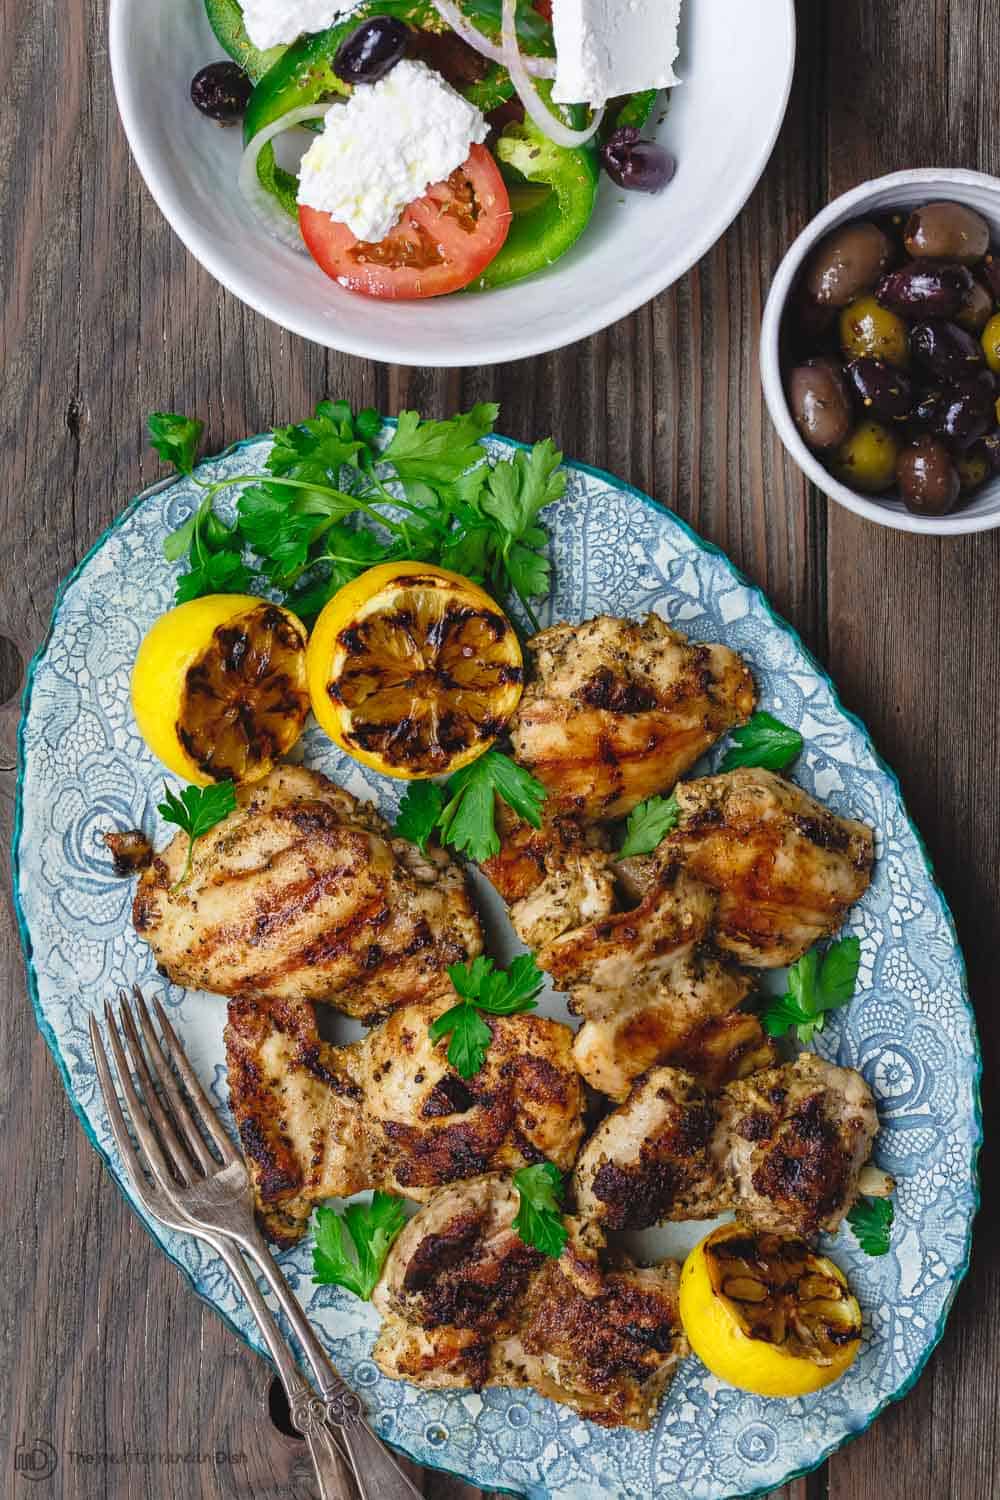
[509, 614, 755, 821]
[662, 768, 875, 968]
[372, 1175, 688, 1429]
[573, 1055, 889, 1240]
[226, 994, 584, 1246]
[134, 765, 482, 1019]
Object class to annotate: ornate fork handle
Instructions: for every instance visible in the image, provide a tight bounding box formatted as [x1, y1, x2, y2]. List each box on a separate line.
[210, 1238, 356, 1500]
[235, 1224, 423, 1500]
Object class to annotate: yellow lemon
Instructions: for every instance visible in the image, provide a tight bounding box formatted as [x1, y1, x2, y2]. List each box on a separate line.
[679, 1223, 862, 1398]
[306, 562, 523, 779]
[132, 595, 309, 785]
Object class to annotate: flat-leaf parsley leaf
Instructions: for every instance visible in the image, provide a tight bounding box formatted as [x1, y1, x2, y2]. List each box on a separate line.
[512, 1162, 568, 1259]
[761, 936, 862, 1044]
[846, 1196, 894, 1256]
[436, 751, 547, 862]
[311, 1192, 407, 1299]
[428, 954, 545, 1077]
[718, 711, 803, 773]
[618, 794, 680, 858]
[158, 780, 237, 890]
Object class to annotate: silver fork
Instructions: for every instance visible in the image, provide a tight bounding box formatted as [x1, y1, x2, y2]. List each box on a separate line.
[89, 986, 423, 1500]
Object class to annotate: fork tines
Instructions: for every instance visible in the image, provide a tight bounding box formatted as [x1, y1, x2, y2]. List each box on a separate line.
[90, 986, 238, 1191]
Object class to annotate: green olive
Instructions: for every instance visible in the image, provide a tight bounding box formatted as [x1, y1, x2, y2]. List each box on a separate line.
[840, 295, 910, 368]
[981, 312, 1000, 374]
[957, 447, 991, 495]
[829, 419, 900, 493]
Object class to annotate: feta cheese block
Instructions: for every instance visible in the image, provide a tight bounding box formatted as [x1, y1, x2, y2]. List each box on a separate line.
[552, 0, 682, 108]
[296, 60, 489, 244]
[242, 0, 357, 52]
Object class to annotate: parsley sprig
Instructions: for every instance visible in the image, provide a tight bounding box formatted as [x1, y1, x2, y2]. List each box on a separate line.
[149, 401, 566, 628]
[429, 954, 546, 1078]
[718, 711, 803, 773]
[158, 781, 237, 891]
[618, 794, 679, 858]
[311, 1192, 407, 1299]
[761, 936, 862, 1044]
[394, 750, 547, 864]
[846, 1196, 894, 1257]
[512, 1162, 568, 1259]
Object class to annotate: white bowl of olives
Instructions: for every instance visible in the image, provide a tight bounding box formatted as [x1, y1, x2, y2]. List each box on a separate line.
[760, 167, 1000, 535]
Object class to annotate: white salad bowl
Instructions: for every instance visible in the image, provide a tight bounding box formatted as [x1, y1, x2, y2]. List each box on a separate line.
[109, 0, 796, 366]
[760, 167, 1000, 536]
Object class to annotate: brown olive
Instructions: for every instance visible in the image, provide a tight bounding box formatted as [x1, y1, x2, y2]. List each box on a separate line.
[896, 437, 961, 515]
[804, 221, 895, 308]
[904, 201, 991, 265]
[830, 419, 900, 493]
[840, 295, 910, 367]
[956, 278, 994, 334]
[788, 358, 853, 451]
[957, 445, 991, 495]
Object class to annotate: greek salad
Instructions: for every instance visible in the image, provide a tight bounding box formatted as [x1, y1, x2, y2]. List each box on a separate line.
[190, 0, 682, 299]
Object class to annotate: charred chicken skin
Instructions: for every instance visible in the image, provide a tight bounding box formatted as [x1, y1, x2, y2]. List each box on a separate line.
[573, 1055, 890, 1241]
[372, 1175, 688, 1429]
[225, 994, 584, 1246]
[133, 764, 482, 1020]
[508, 613, 755, 822]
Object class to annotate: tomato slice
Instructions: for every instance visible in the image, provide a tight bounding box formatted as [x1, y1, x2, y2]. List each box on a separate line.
[299, 144, 511, 300]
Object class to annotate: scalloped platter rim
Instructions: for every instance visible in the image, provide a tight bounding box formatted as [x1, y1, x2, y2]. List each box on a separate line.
[12, 429, 983, 1500]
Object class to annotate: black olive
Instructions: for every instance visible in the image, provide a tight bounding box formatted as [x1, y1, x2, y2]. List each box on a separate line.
[190, 61, 252, 123]
[334, 16, 410, 84]
[910, 320, 985, 383]
[875, 260, 973, 320]
[846, 356, 913, 421]
[602, 128, 676, 194]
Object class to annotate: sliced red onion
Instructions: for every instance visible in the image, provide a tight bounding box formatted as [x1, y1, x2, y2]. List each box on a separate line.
[430, 0, 555, 78]
[500, 0, 603, 147]
[238, 101, 339, 248]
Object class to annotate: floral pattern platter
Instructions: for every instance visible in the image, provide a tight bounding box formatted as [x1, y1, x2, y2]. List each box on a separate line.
[13, 431, 982, 1500]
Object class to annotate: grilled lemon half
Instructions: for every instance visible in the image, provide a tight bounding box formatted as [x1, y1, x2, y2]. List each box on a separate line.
[132, 595, 309, 784]
[679, 1223, 862, 1397]
[306, 562, 523, 779]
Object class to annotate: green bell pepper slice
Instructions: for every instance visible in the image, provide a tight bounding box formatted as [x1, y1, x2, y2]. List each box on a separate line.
[203, 0, 286, 83]
[472, 116, 598, 291]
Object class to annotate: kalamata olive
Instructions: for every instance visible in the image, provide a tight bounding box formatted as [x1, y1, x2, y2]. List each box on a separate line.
[910, 320, 985, 382]
[787, 284, 837, 351]
[957, 445, 991, 495]
[934, 385, 993, 449]
[190, 60, 252, 122]
[956, 277, 994, 334]
[875, 260, 973, 320]
[904, 201, 991, 264]
[979, 251, 1000, 301]
[788, 358, 853, 451]
[896, 436, 961, 514]
[830, 418, 900, 493]
[601, 128, 676, 192]
[334, 16, 410, 83]
[846, 356, 913, 421]
[804, 221, 895, 307]
[910, 384, 946, 430]
[840, 295, 910, 367]
[981, 311, 1000, 373]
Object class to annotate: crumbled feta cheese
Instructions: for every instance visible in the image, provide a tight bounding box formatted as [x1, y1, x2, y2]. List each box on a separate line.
[242, 0, 357, 52]
[552, 0, 682, 108]
[296, 60, 488, 243]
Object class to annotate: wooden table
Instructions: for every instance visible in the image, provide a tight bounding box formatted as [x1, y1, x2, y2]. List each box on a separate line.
[2, 1, 997, 1496]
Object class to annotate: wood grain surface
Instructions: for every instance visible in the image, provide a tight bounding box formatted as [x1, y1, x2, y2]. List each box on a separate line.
[1, 1, 996, 1497]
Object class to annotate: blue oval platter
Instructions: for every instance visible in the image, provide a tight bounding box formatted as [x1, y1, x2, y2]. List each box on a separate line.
[13, 431, 982, 1500]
